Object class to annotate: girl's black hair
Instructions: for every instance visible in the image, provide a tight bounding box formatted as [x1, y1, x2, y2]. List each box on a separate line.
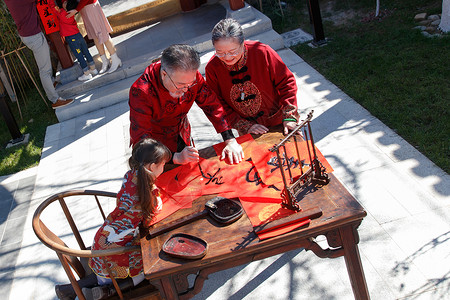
[128, 138, 171, 222]
[65, 0, 79, 11]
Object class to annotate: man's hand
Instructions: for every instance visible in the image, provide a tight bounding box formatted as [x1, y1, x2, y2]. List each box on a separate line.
[248, 124, 269, 135]
[173, 146, 199, 164]
[221, 139, 244, 164]
[66, 9, 77, 18]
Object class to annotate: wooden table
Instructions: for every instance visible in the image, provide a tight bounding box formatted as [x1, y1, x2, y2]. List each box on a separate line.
[140, 130, 370, 300]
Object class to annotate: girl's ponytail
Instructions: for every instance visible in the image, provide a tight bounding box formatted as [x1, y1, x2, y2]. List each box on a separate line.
[136, 164, 155, 220]
[129, 138, 171, 221]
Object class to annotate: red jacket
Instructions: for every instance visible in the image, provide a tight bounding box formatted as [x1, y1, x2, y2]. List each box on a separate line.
[129, 62, 230, 152]
[48, 6, 79, 37]
[206, 41, 299, 134]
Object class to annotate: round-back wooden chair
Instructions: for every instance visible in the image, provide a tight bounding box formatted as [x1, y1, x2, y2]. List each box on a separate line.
[32, 190, 161, 300]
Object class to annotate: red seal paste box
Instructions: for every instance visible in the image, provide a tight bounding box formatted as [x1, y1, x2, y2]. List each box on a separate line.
[162, 233, 208, 260]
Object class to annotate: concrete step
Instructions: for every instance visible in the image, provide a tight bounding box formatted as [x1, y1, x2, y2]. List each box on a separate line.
[54, 1, 285, 122]
[55, 75, 138, 122]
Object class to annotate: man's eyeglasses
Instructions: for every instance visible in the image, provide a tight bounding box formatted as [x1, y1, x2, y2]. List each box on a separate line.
[164, 69, 197, 91]
[215, 45, 243, 58]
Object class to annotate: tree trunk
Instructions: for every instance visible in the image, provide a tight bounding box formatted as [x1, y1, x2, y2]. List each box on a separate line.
[439, 0, 450, 32]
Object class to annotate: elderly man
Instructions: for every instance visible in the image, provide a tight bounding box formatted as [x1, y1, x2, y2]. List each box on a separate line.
[129, 44, 244, 164]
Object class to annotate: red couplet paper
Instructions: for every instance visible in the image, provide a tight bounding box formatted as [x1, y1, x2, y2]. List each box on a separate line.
[147, 189, 189, 227]
[156, 162, 202, 207]
[238, 197, 310, 240]
[199, 157, 283, 200]
[154, 137, 332, 235]
[37, 1, 60, 34]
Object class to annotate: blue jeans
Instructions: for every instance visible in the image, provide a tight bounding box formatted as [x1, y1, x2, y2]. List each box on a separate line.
[65, 33, 94, 71]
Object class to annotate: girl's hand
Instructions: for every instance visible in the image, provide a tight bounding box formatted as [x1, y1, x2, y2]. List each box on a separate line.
[247, 124, 269, 135]
[66, 9, 77, 18]
[54, 6, 60, 12]
[173, 146, 199, 164]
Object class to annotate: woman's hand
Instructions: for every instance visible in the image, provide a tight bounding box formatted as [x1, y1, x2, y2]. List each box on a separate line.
[221, 139, 244, 164]
[283, 120, 298, 135]
[173, 146, 199, 164]
[66, 9, 77, 18]
[247, 124, 269, 135]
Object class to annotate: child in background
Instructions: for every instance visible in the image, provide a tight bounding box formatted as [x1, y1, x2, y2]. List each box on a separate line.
[51, 0, 98, 81]
[66, 0, 122, 74]
[83, 138, 171, 300]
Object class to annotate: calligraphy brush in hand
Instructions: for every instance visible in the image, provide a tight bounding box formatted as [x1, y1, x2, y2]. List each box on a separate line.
[191, 137, 207, 179]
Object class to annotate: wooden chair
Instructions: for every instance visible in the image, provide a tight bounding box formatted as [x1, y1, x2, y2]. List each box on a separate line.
[32, 190, 161, 300]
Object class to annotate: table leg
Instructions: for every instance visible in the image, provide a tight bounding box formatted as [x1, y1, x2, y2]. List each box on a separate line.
[152, 277, 180, 300]
[339, 224, 370, 300]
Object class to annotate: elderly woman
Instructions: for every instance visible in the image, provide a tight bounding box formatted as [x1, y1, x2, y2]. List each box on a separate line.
[205, 18, 300, 135]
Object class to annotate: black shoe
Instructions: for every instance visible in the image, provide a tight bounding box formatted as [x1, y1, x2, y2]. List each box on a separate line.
[55, 283, 76, 300]
[55, 274, 98, 300]
[83, 284, 116, 300]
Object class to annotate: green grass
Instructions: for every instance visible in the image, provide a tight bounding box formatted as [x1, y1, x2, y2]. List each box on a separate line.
[259, 0, 449, 173]
[0, 89, 57, 176]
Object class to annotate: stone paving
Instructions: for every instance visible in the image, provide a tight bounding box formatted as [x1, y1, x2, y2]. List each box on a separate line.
[1, 1, 449, 300]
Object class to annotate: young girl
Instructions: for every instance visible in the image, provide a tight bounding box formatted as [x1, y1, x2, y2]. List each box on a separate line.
[84, 138, 171, 300]
[66, 0, 122, 74]
[51, 0, 98, 81]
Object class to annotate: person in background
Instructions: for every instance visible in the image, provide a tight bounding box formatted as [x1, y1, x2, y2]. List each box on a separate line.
[66, 0, 122, 74]
[206, 18, 300, 136]
[129, 44, 244, 165]
[50, 0, 98, 81]
[55, 138, 172, 300]
[3, 0, 74, 109]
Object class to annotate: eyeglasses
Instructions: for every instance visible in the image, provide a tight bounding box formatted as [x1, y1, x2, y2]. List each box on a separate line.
[164, 69, 197, 91]
[215, 45, 243, 58]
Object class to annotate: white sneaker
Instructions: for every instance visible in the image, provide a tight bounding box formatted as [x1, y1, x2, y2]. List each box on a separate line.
[78, 73, 92, 81]
[90, 68, 98, 76]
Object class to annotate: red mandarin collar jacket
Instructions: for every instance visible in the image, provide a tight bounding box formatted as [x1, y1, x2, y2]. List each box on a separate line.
[129, 61, 230, 152]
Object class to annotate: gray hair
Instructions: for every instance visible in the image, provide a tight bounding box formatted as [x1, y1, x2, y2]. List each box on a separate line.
[211, 18, 245, 45]
[160, 44, 200, 74]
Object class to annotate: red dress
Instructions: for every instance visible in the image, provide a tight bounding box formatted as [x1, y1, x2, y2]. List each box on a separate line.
[88, 170, 161, 278]
[205, 41, 299, 135]
[129, 61, 230, 151]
